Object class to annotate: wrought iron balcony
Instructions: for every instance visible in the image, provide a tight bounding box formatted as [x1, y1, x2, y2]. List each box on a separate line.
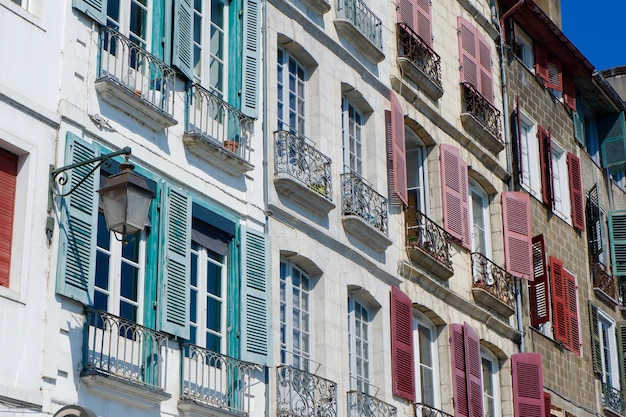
[97, 26, 177, 127]
[180, 343, 259, 414]
[593, 260, 617, 302]
[602, 383, 626, 416]
[460, 82, 503, 152]
[335, 0, 384, 63]
[347, 391, 396, 417]
[341, 171, 390, 251]
[414, 403, 453, 417]
[396, 23, 443, 100]
[277, 365, 337, 417]
[406, 207, 453, 276]
[274, 130, 333, 204]
[184, 83, 254, 168]
[82, 308, 169, 390]
[471, 252, 516, 317]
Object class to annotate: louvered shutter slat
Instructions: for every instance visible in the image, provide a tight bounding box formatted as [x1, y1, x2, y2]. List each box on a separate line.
[546, 60, 563, 92]
[567, 153, 585, 231]
[588, 302, 602, 374]
[398, 0, 414, 29]
[544, 392, 551, 417]
[477, 32, 493, 102]
[172, 0, 194, 80]
[390, 92, 408, 206]
[72, 0, 107, 25]
[564, 269, 580, 354]
[414, 0, 432, 46]
[390, 287, 415, 401]
[530, 235, 550, 326]
[0, 149, 17, 287]
[502, 191, 533, 280]
[550, 257, 569, 347]
[450, 323, 469, 417]
[464, 323, 483, 417]
[573, 111, 585, 146]
[609, 210, 626, 277]
[458, 17, 478, 89]
[440, 144, 470, 248]
[587, 185, 603, 257]
[241, 0, 261, 118]
[617, 322, 626, 390]
[534, 46, 549, 84]
[599, 112, 626, 175]
[538, 127, 553, 207]
[512, 352, 545, 417]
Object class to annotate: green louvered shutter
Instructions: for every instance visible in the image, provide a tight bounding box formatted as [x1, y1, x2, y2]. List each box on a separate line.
[241, 0, 260, 118]
[56, 133, 99, 305]
[599, 112, 626, 175]
[586, 184, 603, 258]
[588, 302, 602, 374]
[573, 111, 585, 146]
[158, 184, 191, 338]
[240, 225, 271, 365]
[618, 321, 626, 390]
[609, 210, 626, 277]
[172, 0, 194, 80]
[72, 0, 106, 25]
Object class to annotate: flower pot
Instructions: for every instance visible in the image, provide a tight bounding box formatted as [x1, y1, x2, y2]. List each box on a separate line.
[223, 140, 239, 153]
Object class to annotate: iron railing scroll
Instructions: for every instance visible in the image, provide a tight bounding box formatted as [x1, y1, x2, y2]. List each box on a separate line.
[406, 207, 452, 269]
[336, 0, 383, 50]
[471, 252, 516, 310]
[277, 365, 337, 417]
[460, 82, 502, 142]
[397, 23, 442, 89]
[347, 391, 396, 417]
[341, 171, 388, 235]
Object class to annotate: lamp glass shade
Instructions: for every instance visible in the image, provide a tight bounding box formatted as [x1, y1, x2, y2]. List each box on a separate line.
[97, 164, 154, 236]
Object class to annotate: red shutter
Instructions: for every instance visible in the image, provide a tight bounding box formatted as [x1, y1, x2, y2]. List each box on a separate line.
[538, 126, 553, 207]
[0, 148, 17, 288]
[390, 91, 408, 206]
[567, 152, 585, 231]
[398, 0, 415, 29]
[564, 269, 580, 354]
[440, 144, 470, 248]
[530, 235, 550, 326]
[534, 45, 549, 83]
[502, 191, 533, 280]
[477, 32, 493, 102]
[464, 323, 483, 417]
[511, 352, 545, 417]
[563, 77, 576, 111]
[390, 286, 415, 401]
[550, 257, 568, 347]
[546, 59, 563, 92]
[544, 392, 551, 417]
[415, 0, 432, 47]
[458, 17, 478, 89]
[450, 323, 469, 417]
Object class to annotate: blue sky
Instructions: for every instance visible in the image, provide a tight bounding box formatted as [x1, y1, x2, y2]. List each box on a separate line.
[561, 1, 626, 70]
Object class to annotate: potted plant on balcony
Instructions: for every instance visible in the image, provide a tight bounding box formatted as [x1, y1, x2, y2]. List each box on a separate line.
[223, 140, 239, 153]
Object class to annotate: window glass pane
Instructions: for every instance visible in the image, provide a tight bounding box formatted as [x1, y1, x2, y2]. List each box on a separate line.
[119, 300, 137, 322]
[206, 296, 221, 332]
[120, 262, 138, 301]
[95, 251, 110, 290]
[97, 212, 111, 250]
[207, 260, 221, 296]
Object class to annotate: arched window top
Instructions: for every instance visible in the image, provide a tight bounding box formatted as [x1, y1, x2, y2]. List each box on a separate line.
[277, 33, 318, 69]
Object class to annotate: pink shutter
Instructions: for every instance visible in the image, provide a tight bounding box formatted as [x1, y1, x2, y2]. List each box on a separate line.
[391, 91, 408, 206]
[0, 148, 17, 288]
[567, 152, 585, 231]
[477, 32, 493, 102]
[440, 144, 470, 248]
[464, 323, 483, 417]
[544, 392, 551, 417]
[415, 0, 432, 47]
[502, 191, 533, 280]
[550, 256, 569, 347]
[511, 352, 545, 417]
[530, 235, 550, 326]
[450, 323, 469, 417]
[458, 17, 478, 88]
[538, 126, 553, 207]
[564, 269, 580, 354]
[546, 59, 563, 92]
[534, 45, 549, 83]
[390, 286, 415, 401]
[563, 77, 576, 111]
[398, 0, 415, 29]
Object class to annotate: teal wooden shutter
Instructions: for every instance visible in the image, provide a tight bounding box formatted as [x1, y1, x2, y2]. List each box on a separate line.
[240, 225, 271, 365]
[588, 301, 602, 374]
[172, 0, 194, 80]
[599, 112, 626, 175]
[158, 184, 192, 338]
[573, 111, 585, 146]
[609, 210, 626, 277]
[72, 0, 106, 25]
[241, 0, 260, 118]
[56, 133, 99, 305]
[618, 321, 626, 390]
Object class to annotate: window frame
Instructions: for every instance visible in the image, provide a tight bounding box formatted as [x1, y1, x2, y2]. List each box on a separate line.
[413, 312, 440, 408]
[518, 112, 541, 199]
[598, 310, 620, 389]
[277, 47, 307, 136]
[342, 97, 364, 176]
[480, 348, 501, 417]
[514, 25, 534, 70]
[192, 0, 229, 96]
[280, 259, 312, 371]
[106, 0, 152, 49]
[550, 141, 571, 224]
[348, 294, 372, 394]
[0, 147, 18, 290]
[469, 179, 492, 258]
[406, 129, 429, 215]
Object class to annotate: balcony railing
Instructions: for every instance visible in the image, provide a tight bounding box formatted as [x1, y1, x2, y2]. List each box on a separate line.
[347, 391, 396, 417]
[414, 403, 453, 417]
[274, 130, 333, 201]
[186, 83, 254, 163]
[602, 383, 626, 416]
[277, 365, 337, 417]
[180, 343, 258, 414]
[397, 23, 442, 90]
[460, 82, 503, 144]
[98, 26, 176, 117]
[82, 309, 169, 390]
[406, 208, 452, 270]
[336, 0, 383, 50]
[593, 261, 617, 300]
[341, 171, 388, 235]
[471, 252, 516, 313]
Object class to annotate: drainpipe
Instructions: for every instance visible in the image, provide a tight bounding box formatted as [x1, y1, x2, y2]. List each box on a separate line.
[494, 0, 525, 353]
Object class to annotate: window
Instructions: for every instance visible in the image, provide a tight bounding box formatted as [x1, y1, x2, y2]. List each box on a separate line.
[342, 98, 364, 175]
[348, 295, 371, 393]
[589, 303, 621, 392]
[469, 180, 491, 257]
[481, 349, 501, 417]
[192, 0, 228, 96]
[106, 0, 150, 48]
[587, 185, 608, 266]
[518, 113, 541, 198]
[280, 260, 311, 371]
[0, 148, 17, 288]
[277, 48, 306, 135]
[550, 143, 570, 222]
[514, 26, 534, 69]
[414, 313, 439, 409]
[406, 130, 428, 214]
